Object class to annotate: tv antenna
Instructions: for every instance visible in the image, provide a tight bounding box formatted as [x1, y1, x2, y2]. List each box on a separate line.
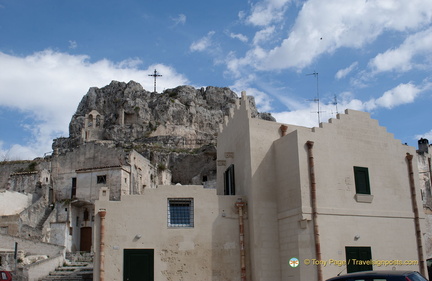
[332, 94, 339, 115]
[148, 69, 162, 93]
[306, 71, 323, 125]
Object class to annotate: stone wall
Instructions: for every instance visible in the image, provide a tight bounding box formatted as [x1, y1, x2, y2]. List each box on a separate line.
[94, 186, 247, 281]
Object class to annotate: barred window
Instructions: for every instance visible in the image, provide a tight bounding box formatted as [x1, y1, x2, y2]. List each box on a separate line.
[168, 198, 194, 228]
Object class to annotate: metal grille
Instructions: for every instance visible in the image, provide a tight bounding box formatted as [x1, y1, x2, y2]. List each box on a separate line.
[168, 198, 194, 227]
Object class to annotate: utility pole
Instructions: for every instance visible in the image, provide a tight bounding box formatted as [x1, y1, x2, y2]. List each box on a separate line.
[148, 69, 162, 93]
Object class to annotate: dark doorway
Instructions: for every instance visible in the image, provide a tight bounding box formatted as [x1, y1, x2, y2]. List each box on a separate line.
[124, 249, 154, 281]
[345, 246, 372, 273]
[80, 227, 92, 252]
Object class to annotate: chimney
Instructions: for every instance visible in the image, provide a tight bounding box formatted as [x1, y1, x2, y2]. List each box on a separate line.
[418, 138, 429, 154]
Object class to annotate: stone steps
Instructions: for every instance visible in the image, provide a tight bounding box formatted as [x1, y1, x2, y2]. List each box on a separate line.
[39, 261, 93, 281]
[36, 208, 53, 229]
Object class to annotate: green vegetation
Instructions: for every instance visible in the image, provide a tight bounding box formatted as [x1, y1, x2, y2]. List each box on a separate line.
[168, 91, 178, 98]
[13, 161, 39, 173]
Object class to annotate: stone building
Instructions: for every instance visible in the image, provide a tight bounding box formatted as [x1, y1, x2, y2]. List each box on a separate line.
[91, 92, 426, 281]
[0, 141, 171, 255]
[417, 138, 432, 262]
[216, 92, 425, 280]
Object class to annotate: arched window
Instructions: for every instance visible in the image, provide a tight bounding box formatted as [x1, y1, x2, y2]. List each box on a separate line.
[88, 114, 93, 127]
[96, 115, 101, 127]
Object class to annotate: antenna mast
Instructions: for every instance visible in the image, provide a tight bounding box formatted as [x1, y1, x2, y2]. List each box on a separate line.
[148, 69, 162, 93]
[333, 94, 339, 115]
[307, 71, 322, 124]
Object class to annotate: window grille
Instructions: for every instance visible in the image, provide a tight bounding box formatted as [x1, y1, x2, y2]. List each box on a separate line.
[168, 198, 194, 227]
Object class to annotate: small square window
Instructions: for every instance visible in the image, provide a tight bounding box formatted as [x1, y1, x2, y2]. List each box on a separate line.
[168, 198, 194, 228]
[97, 175, 107, 184]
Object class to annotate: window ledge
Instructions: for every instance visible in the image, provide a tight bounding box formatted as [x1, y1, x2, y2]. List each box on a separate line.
[355, 194, 373, 203]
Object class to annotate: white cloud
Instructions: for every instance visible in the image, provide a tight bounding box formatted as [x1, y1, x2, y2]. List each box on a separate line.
[235, 0, 432, 71]
[369, 27, 432, 73]
[0, 50, 188, 159]
[230, 75, 274, 112]
[230, 33, 248, 43]
[171, 14, 186, 26]
[271, 94, 364, 128]
[246, 0, 292, 27]
[68, 40, 77, 49]
[267, 79, 429, 129]
[335, 62, 358, 79]
[367, 82, 423, 110]
[225, 46, 268, 78]
[253, 26, 276, 45]
[190, 31, 215, 52]
[415, 130, 432, 142]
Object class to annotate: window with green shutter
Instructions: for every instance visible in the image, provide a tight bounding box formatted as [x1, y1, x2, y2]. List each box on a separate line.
[354, 166, 371, 195]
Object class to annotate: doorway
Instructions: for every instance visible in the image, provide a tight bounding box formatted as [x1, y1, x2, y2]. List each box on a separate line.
[345, 246, 372, 273]
[80, 227, 92, 252]
[124, 249, 154, 281]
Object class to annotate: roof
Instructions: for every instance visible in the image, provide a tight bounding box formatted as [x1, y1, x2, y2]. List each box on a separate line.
[75, 165, 122, 172]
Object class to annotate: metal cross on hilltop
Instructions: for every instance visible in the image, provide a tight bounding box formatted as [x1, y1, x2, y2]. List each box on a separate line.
[148, 69, 162, 93]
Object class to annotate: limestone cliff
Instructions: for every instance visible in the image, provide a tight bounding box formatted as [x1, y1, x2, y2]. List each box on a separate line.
[53, 81, 275, 185]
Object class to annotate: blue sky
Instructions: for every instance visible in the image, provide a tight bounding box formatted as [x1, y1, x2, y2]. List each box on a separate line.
[0, 0, 431, 160]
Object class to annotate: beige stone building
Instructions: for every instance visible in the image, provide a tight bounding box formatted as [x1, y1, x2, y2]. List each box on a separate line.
[417, 138, 432, 263]
[92, 92, 426, 281]
[93, 186, 246, 281]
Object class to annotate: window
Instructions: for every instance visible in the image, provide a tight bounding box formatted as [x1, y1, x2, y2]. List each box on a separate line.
[224, 164, 235, 195]
[97, 175, 107, 184]
[168, 198, 194, 227]
[83, 209, 89, 221]
[354, 167, 370, 194]
[345, 246, 372, 273]
[71, 177, 77, 198]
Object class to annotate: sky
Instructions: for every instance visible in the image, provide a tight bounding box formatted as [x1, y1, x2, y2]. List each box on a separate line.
[0, 0, 431, 160]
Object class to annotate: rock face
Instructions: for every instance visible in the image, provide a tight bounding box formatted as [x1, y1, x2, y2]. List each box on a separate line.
[53, 81, 275, 185]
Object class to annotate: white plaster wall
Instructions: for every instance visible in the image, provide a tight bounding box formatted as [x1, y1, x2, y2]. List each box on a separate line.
[94, 185, 247, 281]
[273, 109, 425, 280]
[49, 222, 71, 252]
[0, 190, 33, 215]
[319, 215, 421, 279]
[217, 104, 426, 281]
[417, 147, 432, 259]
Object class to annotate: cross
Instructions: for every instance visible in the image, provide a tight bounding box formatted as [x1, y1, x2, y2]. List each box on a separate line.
[148, 69, 162, 93]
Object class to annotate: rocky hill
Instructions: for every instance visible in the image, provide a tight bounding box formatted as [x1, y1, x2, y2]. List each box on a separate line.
[52, 81, 275, 185]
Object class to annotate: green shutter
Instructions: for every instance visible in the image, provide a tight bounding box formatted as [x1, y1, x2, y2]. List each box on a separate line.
[124, 249, 154, 281]
[345, 246, 373, 273]
[354, 167, 371, 194]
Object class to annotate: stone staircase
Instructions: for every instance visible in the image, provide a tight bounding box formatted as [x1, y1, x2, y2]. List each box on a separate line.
[39, 261, 93, 281]
[36, 207, 53, 229]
